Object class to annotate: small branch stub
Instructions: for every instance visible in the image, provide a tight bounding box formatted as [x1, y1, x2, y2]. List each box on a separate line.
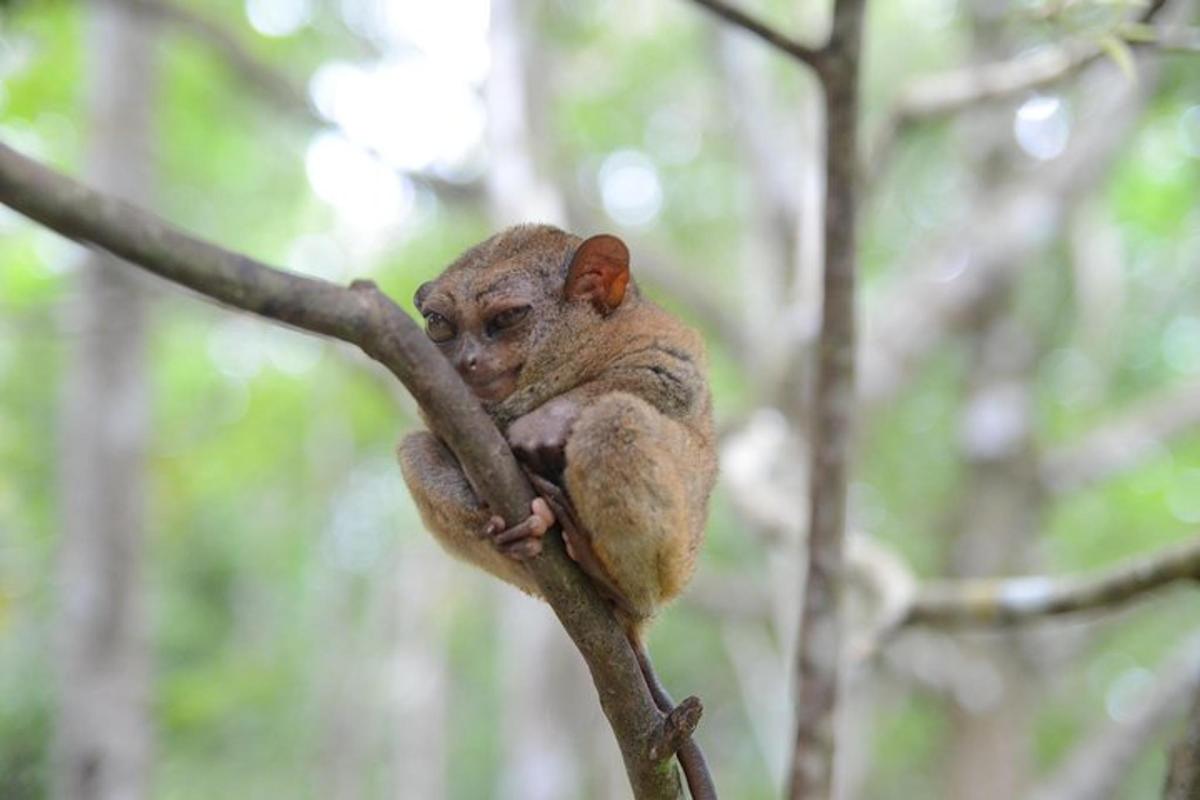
[650, 696, 705, 763]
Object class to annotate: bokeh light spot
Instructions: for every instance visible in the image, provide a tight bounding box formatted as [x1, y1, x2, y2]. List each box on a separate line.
[1166, 469, 1200, 524]
[599, 150, 663, 228]
[245, 0, 313, 38]
[305, 131, 416, 231]
[1014, 95, 1070, 161]
[1161, 315, 1200, 376]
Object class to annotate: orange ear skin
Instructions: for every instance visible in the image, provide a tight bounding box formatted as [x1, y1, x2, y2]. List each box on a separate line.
[565, 234, 631, 315]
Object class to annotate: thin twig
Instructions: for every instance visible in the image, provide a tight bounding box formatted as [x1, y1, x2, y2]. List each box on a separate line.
[121, 0, 313, 117]
[860, 53, 1159, 414]
[117, 0, 482, 205]
[905, 536, 1200, 628]
[1027, 632, 1200, 800]
[1040, 380, 1200, 496]
[683, 0, 825, 72]
[1152, 25, 1200, 54]
[868, 0, 1177, 171]
[0, 139, 683, 800]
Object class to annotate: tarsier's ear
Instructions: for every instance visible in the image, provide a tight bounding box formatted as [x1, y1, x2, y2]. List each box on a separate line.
[413, 281, 433, 312]
[565, 234, 630, 315]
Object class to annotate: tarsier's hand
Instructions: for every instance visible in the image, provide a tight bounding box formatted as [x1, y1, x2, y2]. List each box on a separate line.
[506, 397, 581, 479]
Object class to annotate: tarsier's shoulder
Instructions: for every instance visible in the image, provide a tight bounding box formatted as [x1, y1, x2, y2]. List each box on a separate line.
[596, 299, 713, 424]
[628, 298, 710, 374]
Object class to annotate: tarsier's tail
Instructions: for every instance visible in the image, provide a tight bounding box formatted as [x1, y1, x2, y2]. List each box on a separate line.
[631, 637, 720, 800]
[529, 464, 718, 799]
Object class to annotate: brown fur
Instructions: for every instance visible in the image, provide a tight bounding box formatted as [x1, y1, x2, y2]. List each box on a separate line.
[398, 224, 717, 628]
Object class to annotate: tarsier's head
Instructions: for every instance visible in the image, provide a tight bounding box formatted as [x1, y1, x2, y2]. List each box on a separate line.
[414, 225, 633, 404]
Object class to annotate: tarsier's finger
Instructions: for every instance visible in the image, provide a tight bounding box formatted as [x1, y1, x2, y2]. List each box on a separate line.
[530, 498, 555, 529]
[535, 491, 575, 534]
[493, 511, 551, 545]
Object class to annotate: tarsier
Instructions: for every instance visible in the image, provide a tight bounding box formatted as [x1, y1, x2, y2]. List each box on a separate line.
[398, 224, 718, 795]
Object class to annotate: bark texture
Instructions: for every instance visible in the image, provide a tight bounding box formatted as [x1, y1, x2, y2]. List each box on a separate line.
[1165, 683, 1200, 800]
[789, 3, 866, 798]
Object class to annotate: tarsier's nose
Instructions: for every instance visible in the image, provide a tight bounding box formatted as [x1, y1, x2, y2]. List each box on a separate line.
[457, 338, 481, 373]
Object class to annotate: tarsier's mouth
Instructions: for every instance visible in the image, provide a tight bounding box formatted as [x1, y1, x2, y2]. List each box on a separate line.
[463, 364, 522, 402]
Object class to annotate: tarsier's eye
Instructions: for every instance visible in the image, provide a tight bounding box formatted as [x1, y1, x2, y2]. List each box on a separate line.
[490, 305, 530, 332]
[424, 312, 455, 343]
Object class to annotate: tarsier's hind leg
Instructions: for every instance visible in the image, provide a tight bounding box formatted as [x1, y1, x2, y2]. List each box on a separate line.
[562, 392, 700, 620]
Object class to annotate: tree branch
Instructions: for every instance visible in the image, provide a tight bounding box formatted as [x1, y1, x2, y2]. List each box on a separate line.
[1027, 631, 1200, 800]
[889, 0, 1174, 124]
[1164, 679, 1200, 800]
[904, 536, 1200, 628]
[860, 53, 1157, 414]
[683, 0, 826, 72]
[788, 0, 867, 797]
[118, 0, 312, 117]
[1151, 25, 1200, 54]
[117, 0, 482, 206]
[866, 0, 1178, 180]
[0, 139, 682, 799]
[1040, 380, 1200, 495]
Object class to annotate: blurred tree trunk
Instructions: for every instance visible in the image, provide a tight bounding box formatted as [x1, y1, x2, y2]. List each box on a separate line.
[485, 1, 600, 798]
[940, 3, 1039, 797]
[386, 549, 449, 799]
[944, 302, 1040, 800]
[53, 4, 157, 800]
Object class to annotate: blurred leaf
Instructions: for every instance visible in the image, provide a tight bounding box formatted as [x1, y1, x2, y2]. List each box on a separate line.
[1099, 33, 1139, 81]
[1119, 21, 1161, 43]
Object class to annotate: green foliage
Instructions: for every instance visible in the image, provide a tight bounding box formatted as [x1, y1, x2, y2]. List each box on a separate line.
[1, 0, 1198, 797]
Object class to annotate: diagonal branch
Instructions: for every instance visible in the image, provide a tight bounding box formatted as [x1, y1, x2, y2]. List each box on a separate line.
[891, 0, 1173, 123]
[891, 38, 1100, 122]
[118, 0, 312, 117]
[1152, 24, 1200, 54]
[118, 0, 481, 205]
[904, 536, 1200, 628]
[1040, 380, 1200, 495]
[0, 139, 683, 799]
[1028, 631, 1200, 800]
[860, 52, 1158, 414]
[866, 0, 1178, 179]
[683, 0, 826, 72]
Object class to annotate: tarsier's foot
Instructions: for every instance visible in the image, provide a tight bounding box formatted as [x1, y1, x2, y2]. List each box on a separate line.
[523, 470, 638, 618]
[480, 498, 555, 560]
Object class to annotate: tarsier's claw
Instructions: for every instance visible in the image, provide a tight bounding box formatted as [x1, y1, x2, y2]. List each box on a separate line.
[481, 516, 506, 540]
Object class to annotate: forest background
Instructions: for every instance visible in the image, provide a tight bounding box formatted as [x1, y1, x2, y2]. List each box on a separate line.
[1, 0, 1199, 798]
